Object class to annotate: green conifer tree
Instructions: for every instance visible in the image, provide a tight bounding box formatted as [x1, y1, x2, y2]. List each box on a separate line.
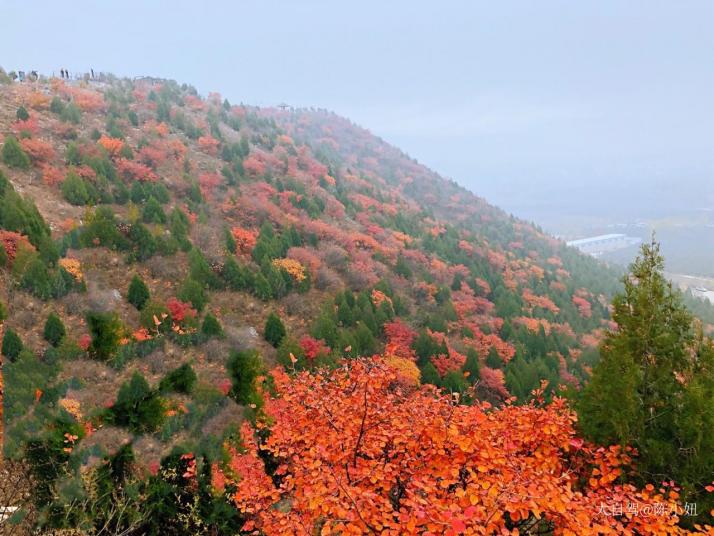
[201, 312, 223, 338]
[462, 347, 481, 382]
[264, 311, 286, 347]
[86, 312, 122, 361]
[2, 136, 31, 169]
[2, 327, 23, 361]
[43, 312, 66, 347]
[15, 106, 29, 121]
[227, 349, 262, 405]
[578, 239, 714, 519]
[127, 275, 150, 310]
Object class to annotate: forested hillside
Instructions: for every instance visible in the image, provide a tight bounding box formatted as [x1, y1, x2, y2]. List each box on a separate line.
[0, 72, 712, 534]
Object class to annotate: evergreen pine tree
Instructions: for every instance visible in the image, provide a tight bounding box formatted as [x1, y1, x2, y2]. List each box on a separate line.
[420, 361, 440, 386]
[86, 311, 122, 361]
[2, 327, 23, 361]
[486, 347, 502, 369]
[578, 239, 714, 517]
[43, 312, 66, 347]
[2, 136, 31, 169]
[201, 312, 223, 338]
[462, 347, 481, 382]
[16, 106, 29, 121]
[178, 278, 207, 311]
[141, 196, 167, 224]
[227, 349, 262, 405]
[159, 363, 197, 394]
[127, 275, 150, 310]
[442, 370, 467, 393]
[264, 312, 286, 347]
[61, 171, 91, 205]
[110, 372, 165, 433]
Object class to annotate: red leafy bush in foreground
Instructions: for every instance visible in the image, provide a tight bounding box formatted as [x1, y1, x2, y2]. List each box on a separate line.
[217, 359, 710, 535]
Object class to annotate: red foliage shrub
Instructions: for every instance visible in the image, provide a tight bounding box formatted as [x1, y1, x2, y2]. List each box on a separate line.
[167, 298, 197, 324]
[383, 320, 417, 360]
[299, 336, 330, 361]
[115, 158, 158, 182]
[12, 117, 40, 136]
[198, 135, 220, 156]
[198, 172, 222, 197]
[243, 155, 266, 177]
[0, 230, 34, 264]
[97, 135, 124, 157]
[572, 295, 593, 318]
[41, 165, 65, 186]
[18, 137, 54, 164]
[137, 143, 168, 168]
[231, 227, 258, 255]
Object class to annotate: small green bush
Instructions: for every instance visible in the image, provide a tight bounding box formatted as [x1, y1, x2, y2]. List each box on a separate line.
[16, 106, 29, 121]
[61, 171, 91, 205]
[276, 337, 305, 369]
[128, 222, 157, 262]
[2, 328, 23, 361]
[109, 372, 165, 433]
[420, 361, 440, 386]
[227, 349, 262, 405]
[43, 312, 66, 347]
[462, 347, 481, 382]
[263, 311, 286, 347]
[50, 96, 65, 114]
[486, 347, 502, 369]
[127, 275, 150, 310]
[178, 278, 207, 312]
[20, 256, 54, 299]
[441, 370, 468, 393]
[2, 136, 31, 169]
[142, 196, 167, 224]
[60, 102, 81, 124]
[86, 311, 122, 361]
[159, 363, 197, 394]
[201, 312, 223, 338]
[222, 257, 253, 291]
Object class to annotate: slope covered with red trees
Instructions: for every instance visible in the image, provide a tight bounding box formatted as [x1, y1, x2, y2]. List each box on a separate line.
[1, 72, 713, 533]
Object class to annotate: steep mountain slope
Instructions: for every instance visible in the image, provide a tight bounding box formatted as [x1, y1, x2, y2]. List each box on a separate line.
[0, 74, 643, 531]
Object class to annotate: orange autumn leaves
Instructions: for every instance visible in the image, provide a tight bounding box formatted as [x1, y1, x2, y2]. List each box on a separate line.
[218, 359, 713, 535]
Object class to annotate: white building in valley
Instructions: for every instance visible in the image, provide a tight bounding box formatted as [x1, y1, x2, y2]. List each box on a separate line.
[567, 233, 642, 257]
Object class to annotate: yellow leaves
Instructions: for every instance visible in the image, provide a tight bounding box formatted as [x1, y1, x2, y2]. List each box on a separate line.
[272, 258, 306, 282]
[384, 355, 420, 388]
[58, 398, 82, 420]
[59, 257, 83, 281]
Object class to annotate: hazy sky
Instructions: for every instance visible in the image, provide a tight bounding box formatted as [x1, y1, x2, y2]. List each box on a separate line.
[3, 0, 713, 227]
